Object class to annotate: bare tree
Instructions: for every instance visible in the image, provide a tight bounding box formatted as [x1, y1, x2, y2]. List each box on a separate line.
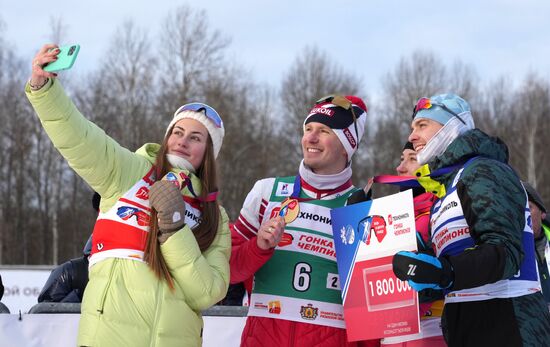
[76, 20, 158, 148]
[0, 18, 8, 263]
[45, 15, 69, 264]
[48, 16, 67, 44]
[370, 50, 479, 196]
[507, 74, 550, 188]
[0, 30, 36, 263]
[156, 5, 231, 120]
[475, 73, 550, 203]
[4, 8, 550, 267]
[63, 20, 158, 260]
[448, 60, 479, 103]
[280, 46, 363, 173]
[475, 77, 513, 133]
[194, 64, 275, 218]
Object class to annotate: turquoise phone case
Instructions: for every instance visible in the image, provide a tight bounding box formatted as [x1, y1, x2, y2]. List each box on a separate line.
[44, 44, 80, 72]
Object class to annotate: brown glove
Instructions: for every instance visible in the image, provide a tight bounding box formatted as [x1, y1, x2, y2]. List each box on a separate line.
[149, 181, 186, 233]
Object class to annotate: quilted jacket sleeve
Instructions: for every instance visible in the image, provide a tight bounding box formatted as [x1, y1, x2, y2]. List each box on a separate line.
[161, 206, 231, 311]
[25, 79, 151, 209]
[448, 158, 526, 290]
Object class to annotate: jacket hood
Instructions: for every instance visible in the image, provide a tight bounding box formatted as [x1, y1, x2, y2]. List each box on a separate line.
[428, 129, 509, 171]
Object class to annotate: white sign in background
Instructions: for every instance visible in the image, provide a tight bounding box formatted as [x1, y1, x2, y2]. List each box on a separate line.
[1, 268, 52, 313]
[0, 314, 246, 347]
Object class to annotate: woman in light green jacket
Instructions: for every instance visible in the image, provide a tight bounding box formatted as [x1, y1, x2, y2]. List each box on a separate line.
[26, 44, 230, 347]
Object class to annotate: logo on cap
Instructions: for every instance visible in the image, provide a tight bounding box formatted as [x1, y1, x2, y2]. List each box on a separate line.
[343, 128, 356, 148]
[308, 107, 335, 117]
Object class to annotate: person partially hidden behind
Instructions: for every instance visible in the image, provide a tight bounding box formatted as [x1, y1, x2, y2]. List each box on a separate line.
[522, 182, 550, 306]
[38, 193, 99, 303]
[380, 143, 444, 347]
[0, 275, 4, 301]
[38, 236, 91, 303]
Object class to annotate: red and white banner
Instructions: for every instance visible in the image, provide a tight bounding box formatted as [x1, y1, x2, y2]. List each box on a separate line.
[331, 190, 419, 341]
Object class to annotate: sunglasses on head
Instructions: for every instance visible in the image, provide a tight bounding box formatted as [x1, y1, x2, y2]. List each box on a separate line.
[175, 102, 223, 128]
[412, 97, 466, 125]
[315, 94, 359, 138]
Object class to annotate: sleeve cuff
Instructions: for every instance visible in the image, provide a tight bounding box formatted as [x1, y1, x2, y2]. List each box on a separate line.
[26, 77, 54, 94]
[447, 243, 506, 290]
[250, 237, 276, 256]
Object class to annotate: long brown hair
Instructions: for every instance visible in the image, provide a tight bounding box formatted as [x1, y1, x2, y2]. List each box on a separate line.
[144, 127, 221, 288]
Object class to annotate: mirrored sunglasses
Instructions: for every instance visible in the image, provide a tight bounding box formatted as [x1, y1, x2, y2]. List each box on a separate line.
[412, 97, 466, 125]
[175, 102, 223, 128]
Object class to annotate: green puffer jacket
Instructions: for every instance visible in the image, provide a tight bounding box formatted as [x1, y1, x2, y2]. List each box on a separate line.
[427, 129, 550, 346]
[427, 128, 525, 285]
[26, 79, 230, 347]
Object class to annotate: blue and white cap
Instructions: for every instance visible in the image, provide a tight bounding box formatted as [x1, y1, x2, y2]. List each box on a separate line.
[413, 93, 475, 129]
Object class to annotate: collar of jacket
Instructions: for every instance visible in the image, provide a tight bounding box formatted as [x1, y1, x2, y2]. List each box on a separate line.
[428, 129, 509, 173]
[414, 164, 447, 198]
[543, 223, 550, 241]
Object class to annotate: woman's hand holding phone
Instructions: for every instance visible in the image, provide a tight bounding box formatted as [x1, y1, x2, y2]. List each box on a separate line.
[44, 44, 80, 72]
[29, 43, 80, 90]
[30, 44, 60, 88]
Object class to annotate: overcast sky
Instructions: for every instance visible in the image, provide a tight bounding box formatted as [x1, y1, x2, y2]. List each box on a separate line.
[1, 0, 549, 101]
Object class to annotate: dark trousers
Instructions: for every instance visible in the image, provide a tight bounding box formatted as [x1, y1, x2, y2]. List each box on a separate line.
[442, 294, 550, 347]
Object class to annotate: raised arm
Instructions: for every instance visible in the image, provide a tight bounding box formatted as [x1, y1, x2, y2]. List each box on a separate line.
[25, 44, 150, 205]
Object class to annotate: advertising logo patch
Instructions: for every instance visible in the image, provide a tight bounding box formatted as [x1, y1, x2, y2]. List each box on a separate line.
[117, 206, 150, 226]
[268, 300, 281, 314]
[300, 304, 318, 320]
[276, 182, 293, 196]
[270, 207, 281, 219]
[308, 107, 335, 117]
[340, 225, 355, 245]
[135, 186, 149, 200]
[343, 128, 357, 148]
[359, 215, 387, 245]
[278, 233, 294, 247]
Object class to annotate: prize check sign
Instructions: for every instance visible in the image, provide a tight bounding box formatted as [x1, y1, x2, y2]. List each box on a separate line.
[331, 190, 419, 341]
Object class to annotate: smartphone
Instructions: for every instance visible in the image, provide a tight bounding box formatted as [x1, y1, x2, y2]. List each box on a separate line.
[44, 44, 80, 72]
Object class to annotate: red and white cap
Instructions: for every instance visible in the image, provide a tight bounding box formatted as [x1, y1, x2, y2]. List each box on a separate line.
[304, 95, 367, 162]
